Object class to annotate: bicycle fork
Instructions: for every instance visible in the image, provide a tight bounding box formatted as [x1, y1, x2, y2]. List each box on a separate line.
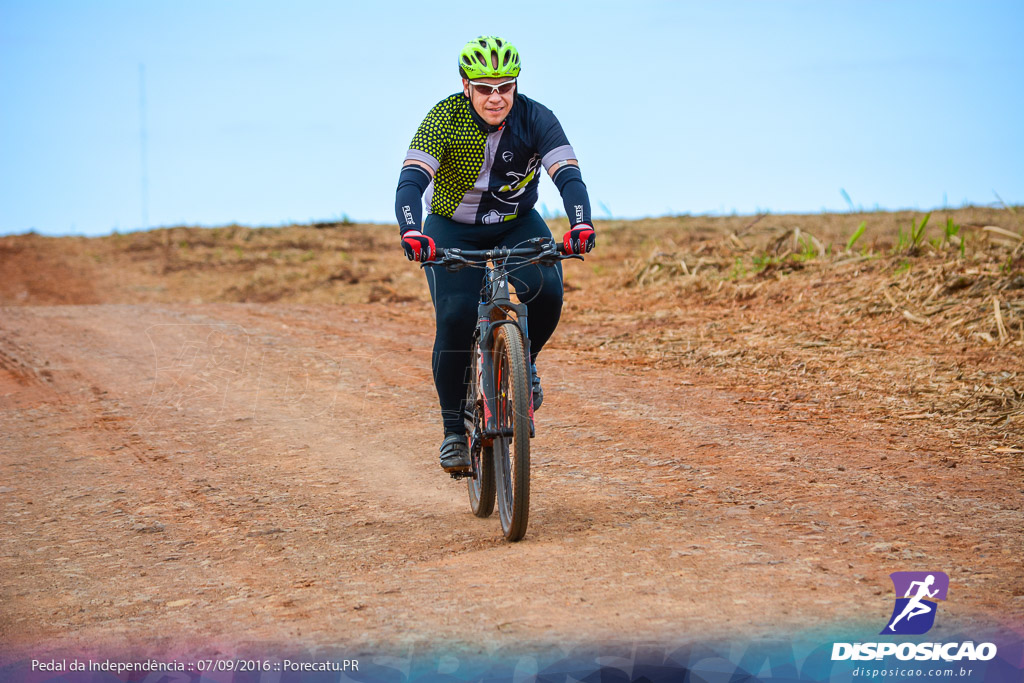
[475, 271, 536, 440]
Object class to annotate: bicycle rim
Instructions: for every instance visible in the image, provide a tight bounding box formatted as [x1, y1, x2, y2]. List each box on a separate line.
[466, 341, 494, 517]
[492, 324, 531, 541]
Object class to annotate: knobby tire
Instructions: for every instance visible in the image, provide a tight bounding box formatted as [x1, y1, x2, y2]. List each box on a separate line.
[492, 324, 531, 541]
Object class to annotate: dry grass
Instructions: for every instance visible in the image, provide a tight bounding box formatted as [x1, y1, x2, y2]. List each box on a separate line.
[559, 207, 1023, 450]
[2, 206, 1021, 450]
[0, 222, 424, 306]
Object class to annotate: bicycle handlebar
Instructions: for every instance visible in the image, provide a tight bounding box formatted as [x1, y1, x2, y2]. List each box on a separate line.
[436, 246, 563, 259]
[423, 238, 583, 270]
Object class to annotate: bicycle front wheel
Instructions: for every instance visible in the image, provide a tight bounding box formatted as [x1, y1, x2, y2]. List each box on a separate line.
[492, 323, 531, 542]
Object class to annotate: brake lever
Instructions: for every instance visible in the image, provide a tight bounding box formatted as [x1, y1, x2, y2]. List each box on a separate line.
[420, 257, 469, 271]
[445, 260, 469, 272]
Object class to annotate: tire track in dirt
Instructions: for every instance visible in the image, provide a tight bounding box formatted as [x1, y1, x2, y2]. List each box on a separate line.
[1, 308, 298, 650]
[1, 305, 513, 654]
[211, 303, 1024, 643]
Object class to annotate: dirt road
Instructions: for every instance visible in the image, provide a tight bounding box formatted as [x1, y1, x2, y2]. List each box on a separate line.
[2, 300, 1021, 659]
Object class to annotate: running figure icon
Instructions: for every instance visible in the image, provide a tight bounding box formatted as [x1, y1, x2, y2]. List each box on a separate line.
[887, 574, 938, 631]
[882, 571, 949, 635]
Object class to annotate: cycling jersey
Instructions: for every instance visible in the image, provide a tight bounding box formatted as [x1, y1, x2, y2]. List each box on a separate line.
[404, 92, 577, 225]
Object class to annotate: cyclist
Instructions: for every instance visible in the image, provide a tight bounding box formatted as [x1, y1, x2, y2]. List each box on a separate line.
[395, 35, 596, 473]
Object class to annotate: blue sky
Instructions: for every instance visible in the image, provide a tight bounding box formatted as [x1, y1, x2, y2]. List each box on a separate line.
[1, 0, 1022, 236]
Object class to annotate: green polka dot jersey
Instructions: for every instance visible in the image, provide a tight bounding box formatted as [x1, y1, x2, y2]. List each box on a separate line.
[405, 93, 576, 225]
[409, 94, 486, 218]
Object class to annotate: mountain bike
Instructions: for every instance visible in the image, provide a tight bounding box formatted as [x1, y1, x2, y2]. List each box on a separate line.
[424, 237, 581, 541]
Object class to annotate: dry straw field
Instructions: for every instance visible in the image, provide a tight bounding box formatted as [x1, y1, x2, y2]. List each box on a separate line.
[2, 205, 1022, 452]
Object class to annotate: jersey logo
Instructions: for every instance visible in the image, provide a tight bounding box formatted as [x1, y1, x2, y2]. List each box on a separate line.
[482, 209, 516, 224]
[497, 154, 541, 197]
[481, 191, 523, 224]
[502, 151, 513, 162]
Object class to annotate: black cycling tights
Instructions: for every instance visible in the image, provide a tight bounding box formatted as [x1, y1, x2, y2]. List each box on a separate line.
[423, 210, 563, 435]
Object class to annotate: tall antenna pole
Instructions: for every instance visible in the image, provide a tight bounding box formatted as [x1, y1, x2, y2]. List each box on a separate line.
[139, 63, 149, 230]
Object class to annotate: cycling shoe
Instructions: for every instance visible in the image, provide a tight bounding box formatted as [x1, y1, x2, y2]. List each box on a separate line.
[439, 432, 471, 472]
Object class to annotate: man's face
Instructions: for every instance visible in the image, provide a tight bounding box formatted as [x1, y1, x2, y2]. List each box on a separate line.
[463, 76, 516, 126]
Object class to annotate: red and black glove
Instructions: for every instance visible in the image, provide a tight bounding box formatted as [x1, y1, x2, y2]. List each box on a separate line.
[563, 224, 596, 254]
[401, 230, 435, 262]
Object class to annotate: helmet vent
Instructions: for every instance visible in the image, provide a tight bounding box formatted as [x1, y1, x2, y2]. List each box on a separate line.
[458, 36, 521, 78]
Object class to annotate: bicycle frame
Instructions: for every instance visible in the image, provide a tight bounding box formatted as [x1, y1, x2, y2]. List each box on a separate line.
[424, 238, 575, 443]
[474, 262, 535, 441]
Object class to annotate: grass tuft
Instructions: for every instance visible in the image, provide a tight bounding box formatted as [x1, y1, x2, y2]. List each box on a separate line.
[846, 222, 866, 252]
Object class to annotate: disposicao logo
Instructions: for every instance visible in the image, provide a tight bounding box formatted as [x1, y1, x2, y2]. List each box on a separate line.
[832, 571, 998, 662]
[882, 571, 949, 635]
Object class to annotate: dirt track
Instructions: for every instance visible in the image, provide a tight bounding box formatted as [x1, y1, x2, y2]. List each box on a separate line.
[2, 296, 1022, 658]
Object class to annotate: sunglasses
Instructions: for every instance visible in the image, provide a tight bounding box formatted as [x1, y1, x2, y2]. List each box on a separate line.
[468, 79, 516, 96]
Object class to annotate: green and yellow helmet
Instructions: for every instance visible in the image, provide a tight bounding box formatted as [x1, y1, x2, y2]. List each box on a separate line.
[458, 36, 521, 79]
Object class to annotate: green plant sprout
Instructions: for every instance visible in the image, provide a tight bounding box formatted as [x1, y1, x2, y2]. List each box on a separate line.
[795, 234, 818, 261]
[753, 253, 780, 271]
[942, 217, 965, 257]
[944, 217, 960, 242]
[846, 222, 866, 251]
[730, 256, 747, 280]
[894, 213, 930, 254]
[910, 213, 930, 250]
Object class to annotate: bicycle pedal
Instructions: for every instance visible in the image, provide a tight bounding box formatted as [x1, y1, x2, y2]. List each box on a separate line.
[448, 470, 473, 480]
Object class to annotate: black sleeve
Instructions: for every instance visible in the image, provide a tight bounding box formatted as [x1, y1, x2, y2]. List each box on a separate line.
[394, 165, 432, 235]
[552, 165, 592, 227]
